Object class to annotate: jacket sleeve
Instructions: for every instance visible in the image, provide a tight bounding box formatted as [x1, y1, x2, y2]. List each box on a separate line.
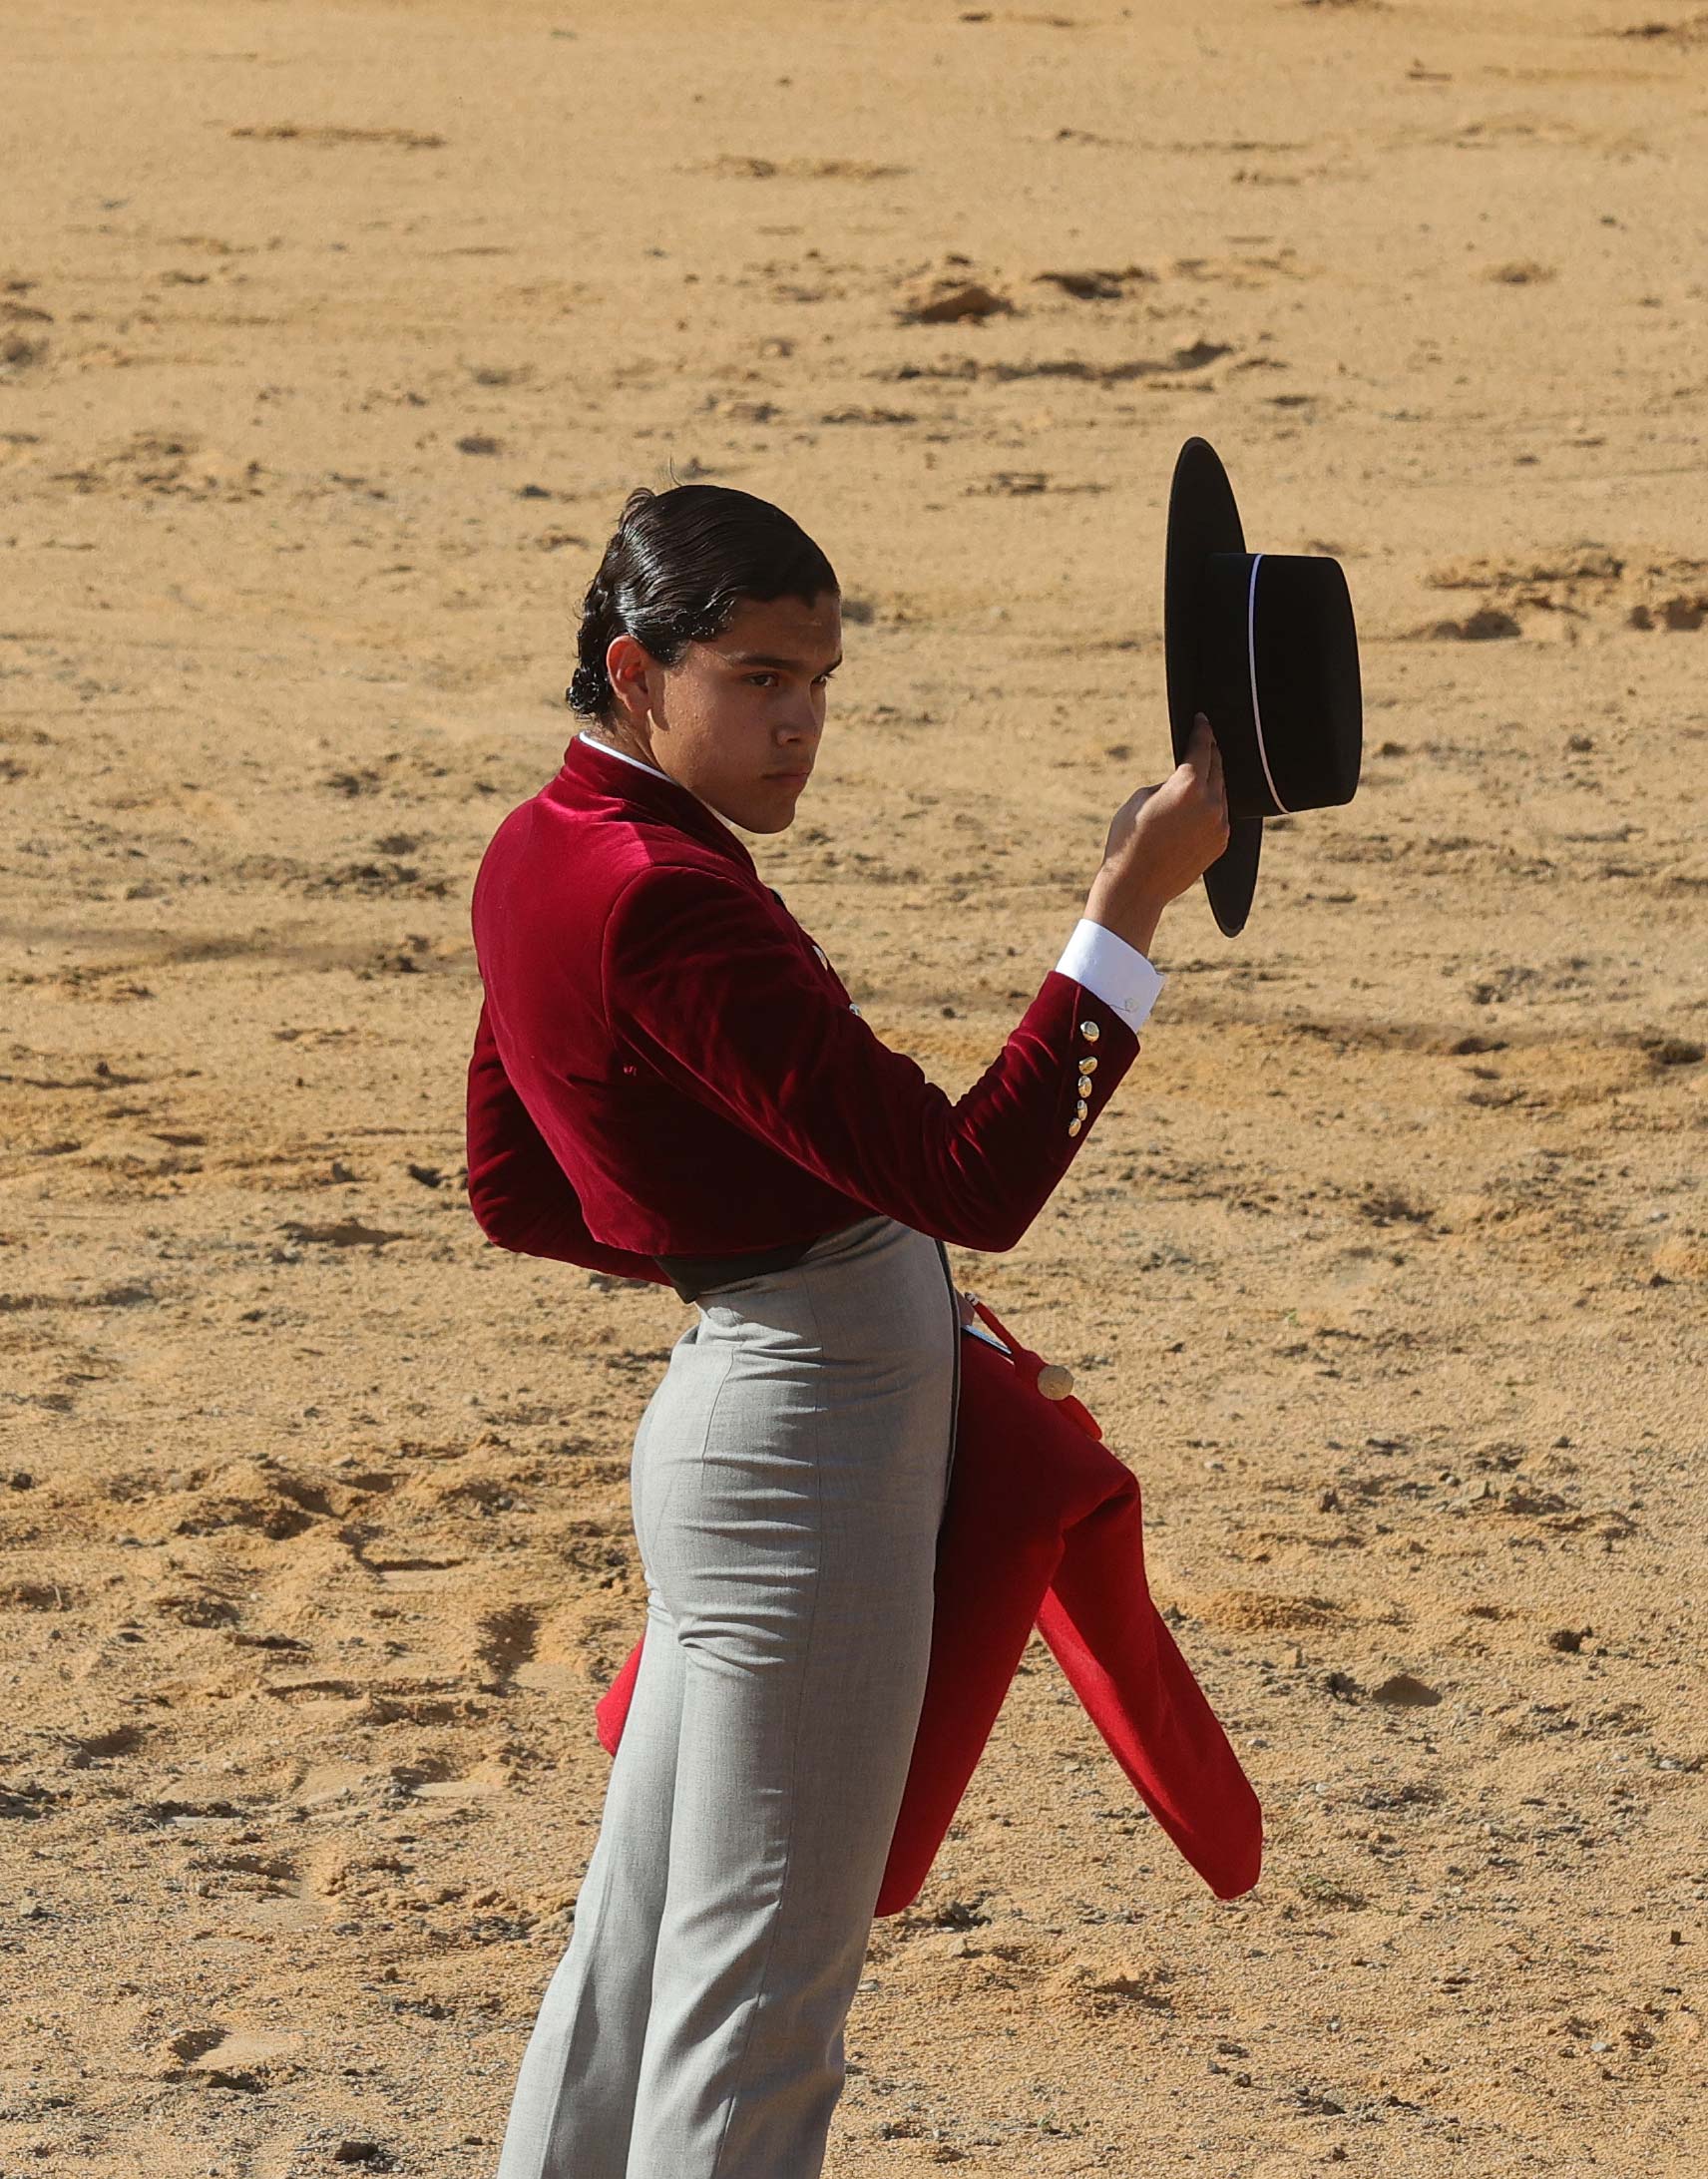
[602, 864, 1144, 1255]
[465, 996, 672, 1286]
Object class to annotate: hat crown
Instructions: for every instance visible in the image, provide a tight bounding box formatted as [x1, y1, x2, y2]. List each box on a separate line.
[1197, 552, 1362, 822]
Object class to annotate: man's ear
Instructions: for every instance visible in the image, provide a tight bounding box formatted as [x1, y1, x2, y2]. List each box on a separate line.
[607, 632, 652, 722]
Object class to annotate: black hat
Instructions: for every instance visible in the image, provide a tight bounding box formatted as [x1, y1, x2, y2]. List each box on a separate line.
[1163, 436, 1363, 938]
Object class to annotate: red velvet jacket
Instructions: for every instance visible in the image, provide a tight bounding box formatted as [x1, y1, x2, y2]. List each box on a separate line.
[466, 732, 1143, 1264]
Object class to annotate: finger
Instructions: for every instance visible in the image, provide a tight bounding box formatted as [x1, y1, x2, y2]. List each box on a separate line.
[1192, 725, 1224, 800]
[1185, 711, 1217, 769]
[1201, 747, 1229, 823]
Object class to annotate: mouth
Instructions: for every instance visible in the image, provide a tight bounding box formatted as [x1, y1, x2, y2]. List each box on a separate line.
[766, 768, 812, 783]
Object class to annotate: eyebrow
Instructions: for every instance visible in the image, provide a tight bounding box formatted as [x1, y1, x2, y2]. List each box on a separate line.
[723, 651, 844, 672]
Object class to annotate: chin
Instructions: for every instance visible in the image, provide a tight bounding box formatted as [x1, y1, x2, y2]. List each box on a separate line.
[708, 776, 807, 834]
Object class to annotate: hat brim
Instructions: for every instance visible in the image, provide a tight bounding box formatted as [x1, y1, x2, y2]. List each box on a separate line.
[1164, 436, 1261, 940]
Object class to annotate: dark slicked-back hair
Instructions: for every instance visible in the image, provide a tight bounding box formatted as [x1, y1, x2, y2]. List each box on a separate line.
[566, 483, 839, 724]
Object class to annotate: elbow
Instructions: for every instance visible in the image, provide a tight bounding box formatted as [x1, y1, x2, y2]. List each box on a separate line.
[967, 1186, 1056, 1255]
[466, 1175, 531, 1255]
[944, 1205, 1032, 1255]
[961, 1220, 1021, 1255]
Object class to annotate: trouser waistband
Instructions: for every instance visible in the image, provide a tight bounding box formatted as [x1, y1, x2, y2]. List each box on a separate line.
[654, 1236, 819, 1304]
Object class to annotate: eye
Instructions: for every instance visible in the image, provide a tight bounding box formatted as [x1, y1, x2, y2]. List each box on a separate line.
[746, 672, 778, 687]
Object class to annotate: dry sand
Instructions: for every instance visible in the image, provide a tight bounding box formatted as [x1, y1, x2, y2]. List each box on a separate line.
[3, 1, 1706, 2173]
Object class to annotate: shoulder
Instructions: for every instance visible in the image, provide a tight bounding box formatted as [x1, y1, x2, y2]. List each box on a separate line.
[605, 850, 773, 955]
[477, 792, 752, 920]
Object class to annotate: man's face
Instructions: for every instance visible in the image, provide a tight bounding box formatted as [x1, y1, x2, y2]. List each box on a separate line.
[609, 590, 841, 834]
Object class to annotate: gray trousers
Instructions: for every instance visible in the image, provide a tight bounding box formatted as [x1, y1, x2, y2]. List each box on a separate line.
[495, 1212, 960, 2179]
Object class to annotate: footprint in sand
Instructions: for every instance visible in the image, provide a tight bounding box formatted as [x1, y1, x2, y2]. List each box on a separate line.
[64, 1722, 148, 1767]
[1484, 258, 1557, 284]
[156, 2022, 304, 2088]
[0, 320, 50, 376]
[228, 122, 445, 150]
[898, 277, 1016, 324]
[152, 1586, 242, 1628]
[168, 1459, 335, 1540]
[184, 1847, 303, 1899]
[360, 1551, 469, 1590]
[472, 1601, 541, 1693]
[694, 153, 910, 182]
[276, 1217, 408, 1248]
[290, 1759, 374, 1809]
[386, 1751, 512, 1802]
[0, 1578, 75, 1610]
[1373, 1671, 1443, 1706]
[361, 1689, 490, 1728]
[1426, 605, 1523, 642]
[1033, 266, 1153, 299]
[966, 471, 1111, 498]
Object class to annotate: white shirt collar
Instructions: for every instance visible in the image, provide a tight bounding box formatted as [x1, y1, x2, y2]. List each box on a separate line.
[576, 728, 742, 834]
[576, 728, 673, 784]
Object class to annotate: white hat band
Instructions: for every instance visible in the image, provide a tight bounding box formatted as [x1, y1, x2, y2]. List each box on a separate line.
[1247, 553, 1291, 817]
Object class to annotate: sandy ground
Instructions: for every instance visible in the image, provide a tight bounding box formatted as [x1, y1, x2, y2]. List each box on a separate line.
[3, 1, 1706, 2173]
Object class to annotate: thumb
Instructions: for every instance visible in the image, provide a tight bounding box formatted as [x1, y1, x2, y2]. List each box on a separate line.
[1183, 710, 1216, 767]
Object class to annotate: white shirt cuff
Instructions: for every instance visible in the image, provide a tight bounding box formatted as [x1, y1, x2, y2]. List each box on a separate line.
[1054, 918, 1166, 1033]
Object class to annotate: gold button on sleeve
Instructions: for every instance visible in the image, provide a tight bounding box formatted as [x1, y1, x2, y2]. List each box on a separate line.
[1077, 1019, 1100, 1043]
[1067, 1116, 1082, 1137]
[1077, 1074, 1093, 1098]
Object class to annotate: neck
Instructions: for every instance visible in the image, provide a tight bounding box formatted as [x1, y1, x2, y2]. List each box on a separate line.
[588, 722, 650, 762]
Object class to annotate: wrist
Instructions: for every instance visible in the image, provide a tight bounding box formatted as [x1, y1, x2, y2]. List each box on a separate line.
[1083, 876, 1164, 962]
